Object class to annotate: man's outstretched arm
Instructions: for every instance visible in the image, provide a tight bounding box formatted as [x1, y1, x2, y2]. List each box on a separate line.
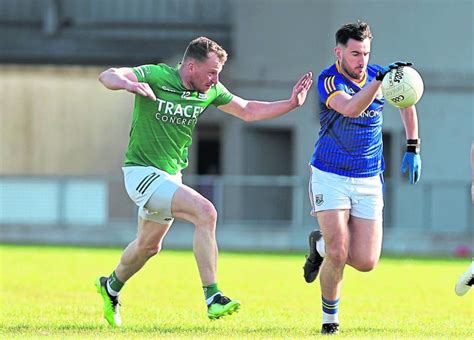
[218, 72, 313, 122]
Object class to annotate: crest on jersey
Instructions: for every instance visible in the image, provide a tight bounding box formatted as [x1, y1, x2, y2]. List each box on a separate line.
[161, 85, 180, 93]
[314, 194, 324, 206]
[198, 93, 208, 100]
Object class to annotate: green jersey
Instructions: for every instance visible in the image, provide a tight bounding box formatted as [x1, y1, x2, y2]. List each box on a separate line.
[124, 63, 233, 174]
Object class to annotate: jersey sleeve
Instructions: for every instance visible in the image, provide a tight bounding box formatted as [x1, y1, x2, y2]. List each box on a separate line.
[212, 82, 234, 107]
[317, 74, 346, 108]
[132, 64, 163, 84]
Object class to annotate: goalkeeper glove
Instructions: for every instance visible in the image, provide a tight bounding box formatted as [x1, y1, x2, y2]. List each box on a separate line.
[400, 139, 421, 184]
[376, 61, 413, 81]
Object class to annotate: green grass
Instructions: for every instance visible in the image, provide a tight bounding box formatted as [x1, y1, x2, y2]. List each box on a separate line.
[0, 244, 472, 338]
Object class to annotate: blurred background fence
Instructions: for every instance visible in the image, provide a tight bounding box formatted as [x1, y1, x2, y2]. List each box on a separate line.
[1, 175, 472, 254]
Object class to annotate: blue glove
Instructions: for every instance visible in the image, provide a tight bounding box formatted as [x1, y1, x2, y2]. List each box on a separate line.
[400, 152, 421, 184]
[376, 61, 413, 81]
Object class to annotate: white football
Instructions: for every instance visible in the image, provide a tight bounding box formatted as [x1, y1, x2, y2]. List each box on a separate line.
[381, 66, 424, 108]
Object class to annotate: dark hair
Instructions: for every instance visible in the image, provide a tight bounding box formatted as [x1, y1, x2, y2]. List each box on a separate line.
[183, 36, 228, 64]
[335, 21, 373, 46]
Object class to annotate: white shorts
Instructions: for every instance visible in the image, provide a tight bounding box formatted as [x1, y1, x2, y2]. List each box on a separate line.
[308, 165, 384, 220]
[122, 166, 182, 224]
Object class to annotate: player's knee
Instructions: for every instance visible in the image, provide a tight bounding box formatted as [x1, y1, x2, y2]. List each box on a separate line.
[136, 240, 162, 259]
[326, 246, 348, 266]
[195, 199, 218, 228]
[353, 258, 378, 272]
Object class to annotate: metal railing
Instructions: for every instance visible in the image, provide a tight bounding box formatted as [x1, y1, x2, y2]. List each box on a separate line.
[1, 174, 472, 228]
[0, 174, 305, 227]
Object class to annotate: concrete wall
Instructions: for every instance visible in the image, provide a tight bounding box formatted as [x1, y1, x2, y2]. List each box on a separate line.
[0, 65, 132, 177]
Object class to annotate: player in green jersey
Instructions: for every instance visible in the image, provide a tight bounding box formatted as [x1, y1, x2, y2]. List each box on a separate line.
[95, 36, 313, 327]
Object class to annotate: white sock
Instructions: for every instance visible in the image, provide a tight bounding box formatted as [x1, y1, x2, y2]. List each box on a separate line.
[106, 280, 120, 297]
[322, 296, 339, 324]
[316, 237, 326, 257]
[322, 311, 339, 324]
[205, 292, 221, 306]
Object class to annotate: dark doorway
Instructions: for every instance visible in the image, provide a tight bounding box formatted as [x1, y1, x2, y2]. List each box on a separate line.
[197, 125, 221, 175]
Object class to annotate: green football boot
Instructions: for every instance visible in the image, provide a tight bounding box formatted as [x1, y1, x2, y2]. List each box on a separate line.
[95, 276, 122, 327]
[207, 294, 241, 320]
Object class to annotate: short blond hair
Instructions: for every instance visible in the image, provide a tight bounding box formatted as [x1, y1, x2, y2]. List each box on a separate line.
[183, 36, 228, 64]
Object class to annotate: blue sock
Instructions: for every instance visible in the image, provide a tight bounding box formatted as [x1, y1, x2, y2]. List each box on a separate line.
[322, 296, 340, 324]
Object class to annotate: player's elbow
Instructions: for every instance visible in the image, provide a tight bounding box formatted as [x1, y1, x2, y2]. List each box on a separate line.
[98, 68, 111, 80]
[334, 102, 363, 118]
[242, 112, 255, 122]
[98, 68, 116, 85]
[341, 108, 362, 118]
[239, 108, 256, 122]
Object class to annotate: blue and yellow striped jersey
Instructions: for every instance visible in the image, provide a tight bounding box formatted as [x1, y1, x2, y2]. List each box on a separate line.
[310, 61, 385, 177]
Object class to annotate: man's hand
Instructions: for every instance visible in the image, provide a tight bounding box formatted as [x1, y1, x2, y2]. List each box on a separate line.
[290, 72, 313, 108]
[124, 82, 157, 101]
[400, 151, 421, 184]
[376, 61, 413, 81]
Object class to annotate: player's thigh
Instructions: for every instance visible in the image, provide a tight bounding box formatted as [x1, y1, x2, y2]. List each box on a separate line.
[348, 215, 383, 264]
[171, 184, 217, 225]
[136, 217, 173, 250]
[316, 209, 351, 259]
[347, 174, 384, 264]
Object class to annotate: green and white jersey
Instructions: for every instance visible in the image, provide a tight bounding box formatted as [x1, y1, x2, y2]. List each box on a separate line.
[125, 63, 233, 174]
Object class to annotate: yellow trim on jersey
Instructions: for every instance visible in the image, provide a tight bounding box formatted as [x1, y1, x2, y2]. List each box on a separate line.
[335, 61, 367, 88]
[323, 77, 329, 93]
[325, 90, 344, 108]
[324, 76, 336, 94]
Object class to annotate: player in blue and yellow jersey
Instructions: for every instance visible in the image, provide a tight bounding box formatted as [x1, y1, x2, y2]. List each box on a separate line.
[302, 21, 421, 334]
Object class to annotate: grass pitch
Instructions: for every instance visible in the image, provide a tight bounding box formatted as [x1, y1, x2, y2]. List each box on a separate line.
[0, 244, 472, 338]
